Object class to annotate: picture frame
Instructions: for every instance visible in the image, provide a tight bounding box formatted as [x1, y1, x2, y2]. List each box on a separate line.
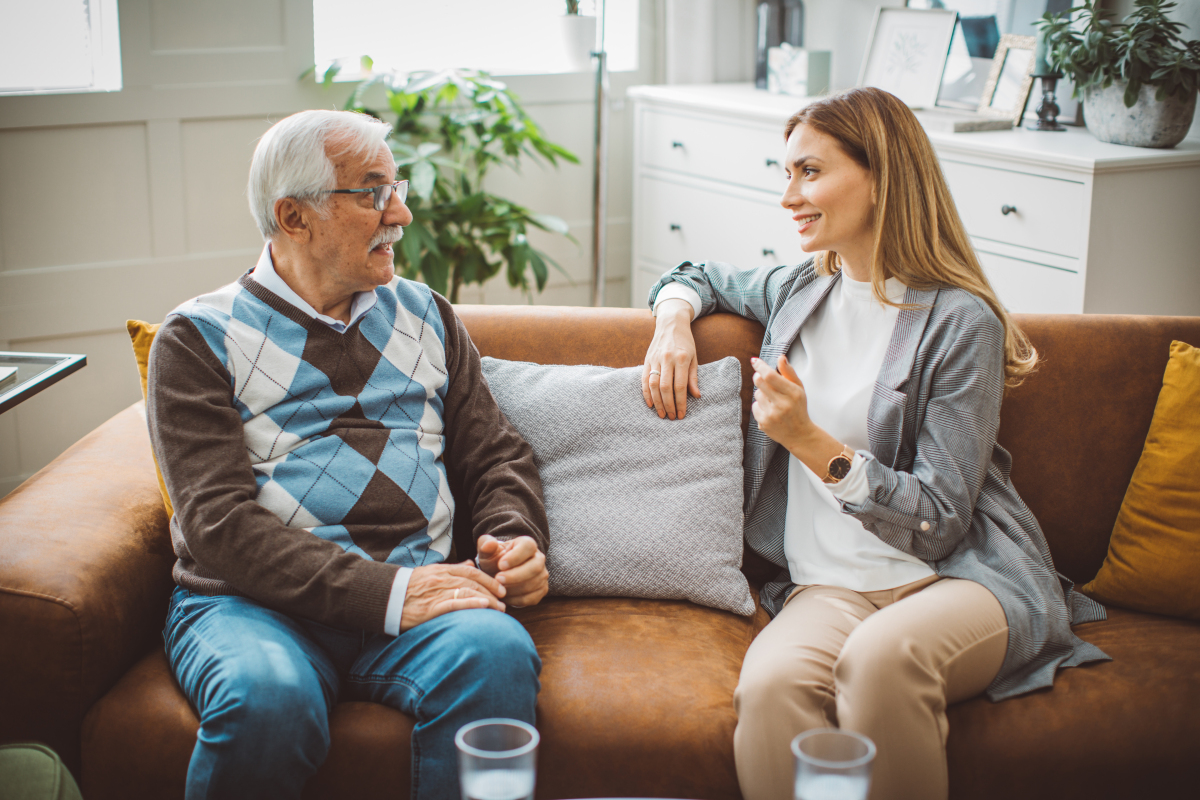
[858, 7, 959, 109]
[978, 34, 1037, 126]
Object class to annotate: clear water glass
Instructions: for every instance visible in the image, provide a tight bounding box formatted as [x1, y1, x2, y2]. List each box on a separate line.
[456, 718, 539, 800]
[792, 728, 876, 800]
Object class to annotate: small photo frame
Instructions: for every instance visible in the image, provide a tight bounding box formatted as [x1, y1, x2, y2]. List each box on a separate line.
[979, 34, 1037, 126]
[858, 7, 959, 109]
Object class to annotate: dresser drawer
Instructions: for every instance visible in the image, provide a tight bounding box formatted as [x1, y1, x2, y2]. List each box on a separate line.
[941, 160, 1085, 259]
[640, 109, 789, 194]
[977, 249, 1083, 314]
[637, 176, 808, 270]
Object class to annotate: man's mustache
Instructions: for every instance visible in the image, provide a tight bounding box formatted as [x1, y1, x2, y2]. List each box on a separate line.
[370, 226, 404, 249]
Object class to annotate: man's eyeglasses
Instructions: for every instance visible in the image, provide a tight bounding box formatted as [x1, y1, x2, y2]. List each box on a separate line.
[322, 180, 409, 211]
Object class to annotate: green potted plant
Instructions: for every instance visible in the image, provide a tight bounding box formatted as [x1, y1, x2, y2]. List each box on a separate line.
[1037, 0, 1199, 148]
[320, 66, 579, 303]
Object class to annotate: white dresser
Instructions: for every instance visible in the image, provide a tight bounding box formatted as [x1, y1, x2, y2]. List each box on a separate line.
[628, 83, 1200, 316]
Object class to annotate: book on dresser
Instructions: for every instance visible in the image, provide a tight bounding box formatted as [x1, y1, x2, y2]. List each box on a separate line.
[627, 83, 1200, 317]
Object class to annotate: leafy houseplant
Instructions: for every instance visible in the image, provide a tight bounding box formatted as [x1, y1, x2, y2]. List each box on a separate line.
[323, 67, 579, 303]
[1036, 0, 1199, 147]
[1038, 0, 1199, 106]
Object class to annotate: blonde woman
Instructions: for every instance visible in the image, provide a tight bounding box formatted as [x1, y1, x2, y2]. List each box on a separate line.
[641, 88, 1108, 800]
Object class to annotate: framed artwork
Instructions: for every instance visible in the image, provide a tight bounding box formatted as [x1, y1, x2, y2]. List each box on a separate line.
[858, 7, 959, 109]
[979, 34, 1037, 126]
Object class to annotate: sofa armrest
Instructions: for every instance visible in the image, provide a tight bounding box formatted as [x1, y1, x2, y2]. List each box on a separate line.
[0, 402, 175, 773]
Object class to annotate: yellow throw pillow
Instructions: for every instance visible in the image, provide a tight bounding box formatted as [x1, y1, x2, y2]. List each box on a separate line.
[1081, 340, 1200, 619]
[126, 320, 174, 519]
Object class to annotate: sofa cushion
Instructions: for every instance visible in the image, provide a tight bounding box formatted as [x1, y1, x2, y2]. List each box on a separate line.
[1081, 340, 1200, 619]
[80, 648, 415, 800]
[482, 356, 753, 616]
[945, 607, 1200, 799]
[81, 596, 769, 800]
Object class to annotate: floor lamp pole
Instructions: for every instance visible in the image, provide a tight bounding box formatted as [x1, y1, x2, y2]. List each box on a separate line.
[591, 0, 609, 307]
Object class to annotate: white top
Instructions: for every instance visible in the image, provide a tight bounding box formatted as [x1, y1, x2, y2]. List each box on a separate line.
[782, 274, 934, 591]
[249, 244, 410, 636]
[655, 274, 934, 592]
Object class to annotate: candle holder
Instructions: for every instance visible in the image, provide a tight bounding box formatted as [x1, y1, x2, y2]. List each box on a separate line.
[1027, 73, 1068, 132]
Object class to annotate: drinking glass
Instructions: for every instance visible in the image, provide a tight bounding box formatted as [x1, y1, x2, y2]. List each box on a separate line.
[792, 728, 876, 800]
[456, 718, 539, 800]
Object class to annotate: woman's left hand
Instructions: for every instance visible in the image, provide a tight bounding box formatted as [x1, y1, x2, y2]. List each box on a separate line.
[750, 355, 815, 452]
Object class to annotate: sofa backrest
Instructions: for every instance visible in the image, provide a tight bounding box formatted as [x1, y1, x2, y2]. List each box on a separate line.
[1002, 314, 1200, 583]
[458, 305, 1200, 587]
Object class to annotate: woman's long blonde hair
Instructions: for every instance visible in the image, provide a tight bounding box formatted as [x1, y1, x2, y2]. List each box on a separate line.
[785, 87, 1037, 387]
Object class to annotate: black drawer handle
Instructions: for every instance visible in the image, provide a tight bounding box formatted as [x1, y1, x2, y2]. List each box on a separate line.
[671, 141, 685, 149]
[762, 248, 776, 257]
[765, 158, 780, 167]
[669, 224, 681, 231]
[1001, 204, 1018, 216]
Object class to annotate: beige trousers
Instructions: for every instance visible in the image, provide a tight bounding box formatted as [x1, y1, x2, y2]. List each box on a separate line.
[733, 577, 1009, 800]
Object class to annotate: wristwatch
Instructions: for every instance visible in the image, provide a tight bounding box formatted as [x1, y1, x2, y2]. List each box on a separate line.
[821, 445, 856, 485]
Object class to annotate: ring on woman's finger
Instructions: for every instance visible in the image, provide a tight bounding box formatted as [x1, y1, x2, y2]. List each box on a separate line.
[453, 588, 461, 600]
[649, 369, 660, 377]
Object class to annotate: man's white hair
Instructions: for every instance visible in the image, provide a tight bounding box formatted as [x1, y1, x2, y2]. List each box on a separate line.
[248, 109, 393, 240]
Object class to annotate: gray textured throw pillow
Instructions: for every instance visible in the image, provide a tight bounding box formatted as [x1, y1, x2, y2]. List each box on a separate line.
[480, 355, 753, 616]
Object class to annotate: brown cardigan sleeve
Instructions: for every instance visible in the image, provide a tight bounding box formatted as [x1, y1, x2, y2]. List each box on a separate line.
[434, 293, 550, 560]
[147, 314, 399, 632]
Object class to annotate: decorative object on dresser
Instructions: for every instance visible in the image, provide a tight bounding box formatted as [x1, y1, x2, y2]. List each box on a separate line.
[979, 34, 1037, 127]
[1036, 0, 1200, 148]
[767, 43, 830, 97]
[755, 1, 807, 90]
[858, 7, 958, 108]
[1027, 26, 1068, 132]
[627, 83, 1200, 316]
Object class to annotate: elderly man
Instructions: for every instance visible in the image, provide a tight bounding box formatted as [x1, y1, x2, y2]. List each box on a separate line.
[147, 109, 550, 800]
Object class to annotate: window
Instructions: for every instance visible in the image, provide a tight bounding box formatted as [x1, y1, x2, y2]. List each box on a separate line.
[0, 0, 122, 96]
[313, 0, 638, 79]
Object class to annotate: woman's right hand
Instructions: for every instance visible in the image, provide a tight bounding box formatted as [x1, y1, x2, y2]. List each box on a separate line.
[643, 298, 702, 419]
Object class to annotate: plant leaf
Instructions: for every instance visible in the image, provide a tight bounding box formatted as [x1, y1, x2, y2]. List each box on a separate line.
[529, 213, 570, 235]
[411, 160, 437, 200]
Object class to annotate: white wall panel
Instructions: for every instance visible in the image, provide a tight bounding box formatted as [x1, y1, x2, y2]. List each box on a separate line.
[151, 0, 285, 52]
[0, 123, 154, 270]
[181, 117, 274, 253]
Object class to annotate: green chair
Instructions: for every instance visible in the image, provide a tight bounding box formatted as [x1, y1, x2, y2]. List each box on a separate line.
[0, 744, 83, 800]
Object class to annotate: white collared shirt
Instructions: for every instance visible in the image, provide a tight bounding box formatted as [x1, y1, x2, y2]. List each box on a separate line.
[249, 244, 378, 333]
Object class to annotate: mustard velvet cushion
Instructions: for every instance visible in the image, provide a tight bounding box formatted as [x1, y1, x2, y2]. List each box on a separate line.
[126, 319, 174, 519]
[1081, 340, 1200, 619]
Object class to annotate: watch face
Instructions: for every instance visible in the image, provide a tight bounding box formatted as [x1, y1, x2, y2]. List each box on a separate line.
[828, 456, 852, 481]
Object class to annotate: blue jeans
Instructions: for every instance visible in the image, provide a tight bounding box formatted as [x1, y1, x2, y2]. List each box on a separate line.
[164, 587, 541, 800]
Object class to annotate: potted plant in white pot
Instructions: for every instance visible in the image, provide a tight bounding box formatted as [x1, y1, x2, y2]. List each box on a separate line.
[1038, 0, 1199, 148]
[559, 1, 597, 73]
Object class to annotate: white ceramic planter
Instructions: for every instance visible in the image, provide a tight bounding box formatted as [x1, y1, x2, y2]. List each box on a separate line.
[556, 14, 597, 73]
[1083, 80, 1198, 149]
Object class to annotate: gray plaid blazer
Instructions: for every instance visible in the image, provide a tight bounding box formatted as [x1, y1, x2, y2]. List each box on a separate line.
[650, 259, 1108, 701]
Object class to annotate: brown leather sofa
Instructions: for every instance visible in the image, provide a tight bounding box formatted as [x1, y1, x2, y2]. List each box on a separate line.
[2, 307, 1199, 800]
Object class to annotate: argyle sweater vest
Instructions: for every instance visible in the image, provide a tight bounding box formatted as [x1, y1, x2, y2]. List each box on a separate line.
[169, 274, 456, 568]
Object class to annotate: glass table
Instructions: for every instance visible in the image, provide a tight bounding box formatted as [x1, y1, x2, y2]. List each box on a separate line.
[0, 351, 87, 415]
